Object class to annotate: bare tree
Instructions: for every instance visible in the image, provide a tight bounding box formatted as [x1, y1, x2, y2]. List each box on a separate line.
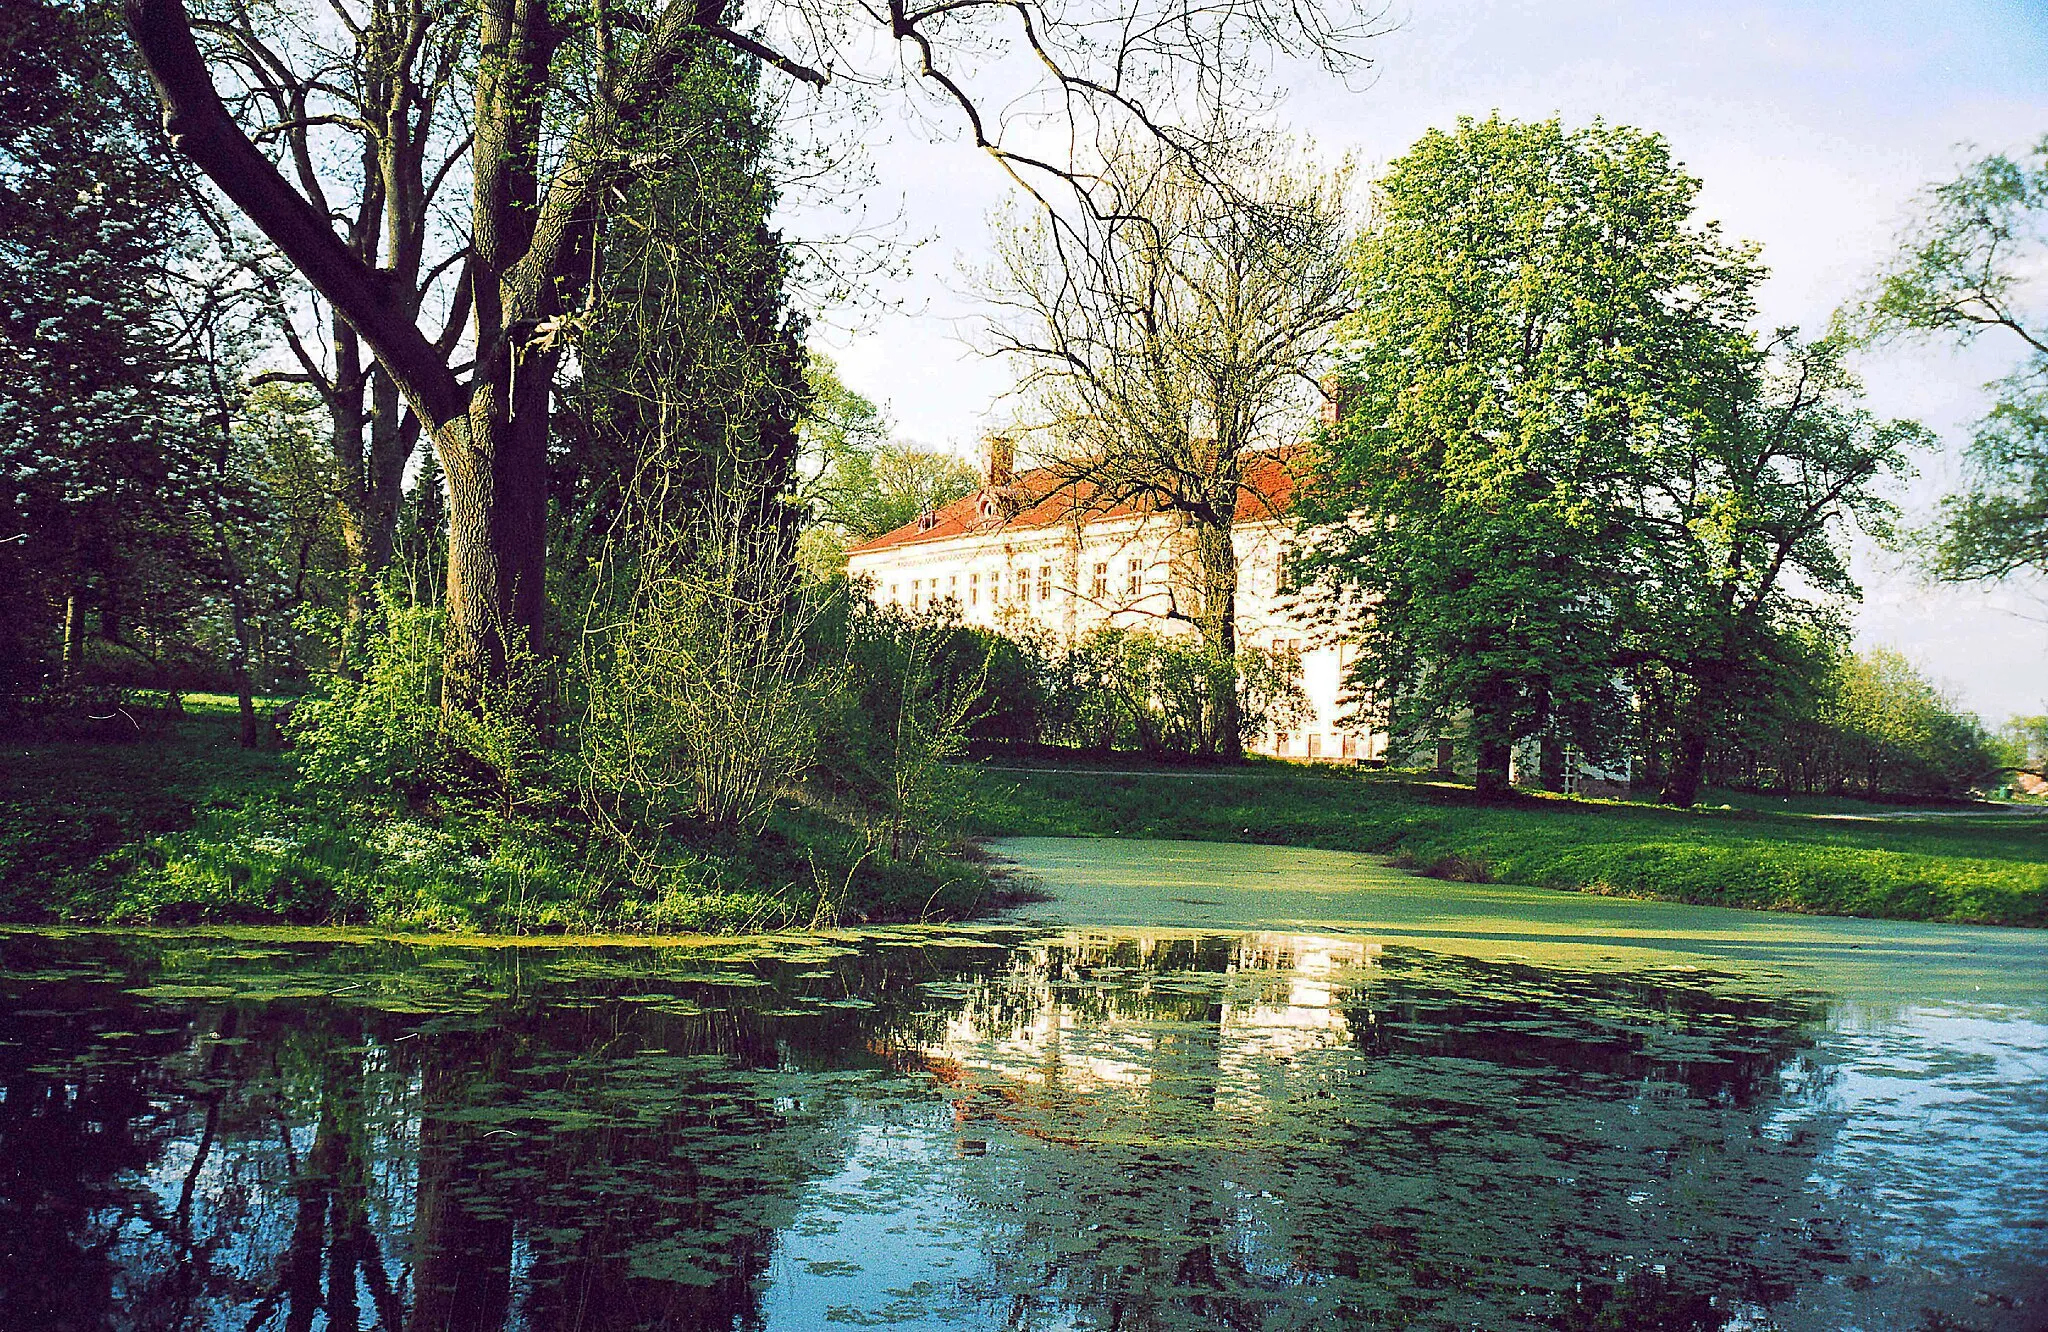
[123, 0, 1377, 708]
[183, 0, 472, 621]
[978, 135, 1353, 755]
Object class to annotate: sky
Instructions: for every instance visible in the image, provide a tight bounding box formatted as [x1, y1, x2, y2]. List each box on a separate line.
[799, 0, 2048, 723]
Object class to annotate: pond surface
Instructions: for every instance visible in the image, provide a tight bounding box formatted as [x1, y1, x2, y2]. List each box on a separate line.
[2, 838, 2043, 1331]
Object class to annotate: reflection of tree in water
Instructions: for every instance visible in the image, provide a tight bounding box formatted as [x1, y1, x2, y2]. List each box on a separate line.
[894, 935, 1840, 1330]
[0, 932, 1010, 1331]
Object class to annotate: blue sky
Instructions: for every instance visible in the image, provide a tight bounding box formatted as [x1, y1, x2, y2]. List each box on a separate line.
[810, 0, 2048, 722]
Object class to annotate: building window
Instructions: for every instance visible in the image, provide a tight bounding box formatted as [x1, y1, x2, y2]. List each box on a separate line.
[969, 572, 979, 605]
[1016, 566, 1031, 606]
[888, 584, 898, 602]
[1126, 559, 1143, 597]
[1275, 731, 1290, 753]
[1038, 565, 1052, 600]
[1308, 733, 1322, 758]
[990, 576, 1000, 605]
[1092, 562, 1109, 598]
[949, 575, 958, 601]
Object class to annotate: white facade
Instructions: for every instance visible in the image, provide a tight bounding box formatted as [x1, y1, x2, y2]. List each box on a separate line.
[844, 463, 1385, 762]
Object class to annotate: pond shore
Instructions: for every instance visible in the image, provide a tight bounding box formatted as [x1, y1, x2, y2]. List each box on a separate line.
[6, 701, 2043, 933]
[966, 761, 2048, 928]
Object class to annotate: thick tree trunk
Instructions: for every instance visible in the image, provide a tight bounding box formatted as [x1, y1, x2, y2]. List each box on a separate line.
[1474, 737, 1512, 798]
[437, 362, 554, 706]
[1538, 733, 1566, 792]
[126, 0, 708, 716]
[1472, 690, 1513, 798]
[1662, 728, 1707, 808]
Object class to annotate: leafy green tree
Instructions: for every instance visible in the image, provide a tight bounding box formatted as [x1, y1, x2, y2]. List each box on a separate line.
[0, 0, 209, 692]
[558, 48, 808, 571]
[1828, 649, 1996, 798]
[1625, 335, 1925, 806]
[1992, 714, 2046, 782]
[1860, 136, 2048, 581]
[815, 444, 982, 543]
[1299, 115, 1758, 796]
[395, 441, 449, 608]
[796, 354, 981, 550]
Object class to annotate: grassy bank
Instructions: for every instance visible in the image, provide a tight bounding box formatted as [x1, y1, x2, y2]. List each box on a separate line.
[965, 762, 2048, 927]
[2, 697, 1003, 933]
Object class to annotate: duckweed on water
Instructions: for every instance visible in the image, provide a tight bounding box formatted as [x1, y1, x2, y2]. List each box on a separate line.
[0, 908, 2041, 1331]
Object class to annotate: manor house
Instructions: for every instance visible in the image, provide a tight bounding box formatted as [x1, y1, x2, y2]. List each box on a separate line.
[844, 434, 1386, 762]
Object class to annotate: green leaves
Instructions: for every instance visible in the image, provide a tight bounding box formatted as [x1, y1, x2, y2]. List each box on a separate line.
[1303, 116, 1921, 802]
[1860, 135, 2048, 583]
[1303, 116, 1760, 783]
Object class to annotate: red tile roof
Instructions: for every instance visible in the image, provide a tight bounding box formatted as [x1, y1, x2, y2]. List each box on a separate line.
[844, 449, 1303, 556]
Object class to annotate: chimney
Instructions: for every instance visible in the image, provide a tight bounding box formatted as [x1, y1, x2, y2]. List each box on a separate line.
[1319, 375, 1353, 428]
[982, 432, 1016, 489]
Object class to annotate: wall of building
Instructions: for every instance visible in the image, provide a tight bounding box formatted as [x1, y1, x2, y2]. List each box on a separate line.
[847, 512, 1381, 761]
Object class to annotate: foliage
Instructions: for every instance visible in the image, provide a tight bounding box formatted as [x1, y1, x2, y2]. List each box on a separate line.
[0, 0, 212, 694]
[393, 440, 448, 606]
[815, 599, 997, 862]
[1927, 371, 2048, 580]
[970, 764, 2048, 926]
[556, 48, 808, 568]
[1859, 134, 2048, 581]
[812, 441, 984, 543]
[1300, 115, 1762, 795]
[1621, 335, 1924, 805]
[794, 354, 982, 553]
[1028, 629, 1308, 757]
[1690, 648, 2000, 799]
[288, 596, 447, 801]
[1304, 115, 1918, 806]
[581, 502, 827, 848]
[2, 689, 1002, 932]
[1993, 715, 2048, 780]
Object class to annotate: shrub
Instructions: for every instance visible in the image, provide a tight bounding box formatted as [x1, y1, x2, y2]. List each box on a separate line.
[580, 502, 829, 849]
[288, 596, 445, 799]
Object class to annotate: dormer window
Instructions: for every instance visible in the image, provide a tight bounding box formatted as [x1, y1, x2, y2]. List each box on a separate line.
[978, 494, 996, 520]
[917, 510, 938, 532]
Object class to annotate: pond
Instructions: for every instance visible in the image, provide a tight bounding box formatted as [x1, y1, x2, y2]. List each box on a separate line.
[1, 838, 2042, 1331]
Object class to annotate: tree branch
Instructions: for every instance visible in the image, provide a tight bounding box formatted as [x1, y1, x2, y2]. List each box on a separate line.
[126, 0, 465, 429]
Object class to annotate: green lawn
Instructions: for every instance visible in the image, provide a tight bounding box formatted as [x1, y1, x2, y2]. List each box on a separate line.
[0, 694, 291, 919]
[964, 761, 2048, 927]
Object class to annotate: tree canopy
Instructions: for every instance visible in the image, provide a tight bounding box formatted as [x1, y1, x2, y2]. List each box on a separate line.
[1299, 115, 1919, 803]
[1298, 116, 1760, 795]
[1861, 135, 2048, 583]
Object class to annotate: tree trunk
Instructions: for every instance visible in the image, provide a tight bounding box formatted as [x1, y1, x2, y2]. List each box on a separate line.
[437, 365, 554, 707]
[61, 589, 83, 684]
[1538, 732, 1566, 792]
[1474, 736, 1512, 798]
[1662, 727, 1707, 807]
[1187, 513, 1241, 760]
[1471, 689, 1514, 798]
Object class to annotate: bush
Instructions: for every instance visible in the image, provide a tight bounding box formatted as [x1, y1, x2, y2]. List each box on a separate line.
[582, 503, 827, 841]
[1034, 627, 1307, 757]
[288, 596, 445, 799]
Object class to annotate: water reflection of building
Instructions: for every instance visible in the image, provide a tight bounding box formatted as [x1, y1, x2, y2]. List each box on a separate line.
[908, 932, 1379, 1128]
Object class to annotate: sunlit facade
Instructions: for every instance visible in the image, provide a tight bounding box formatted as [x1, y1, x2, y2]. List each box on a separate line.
[844, 438, 1386, 761]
